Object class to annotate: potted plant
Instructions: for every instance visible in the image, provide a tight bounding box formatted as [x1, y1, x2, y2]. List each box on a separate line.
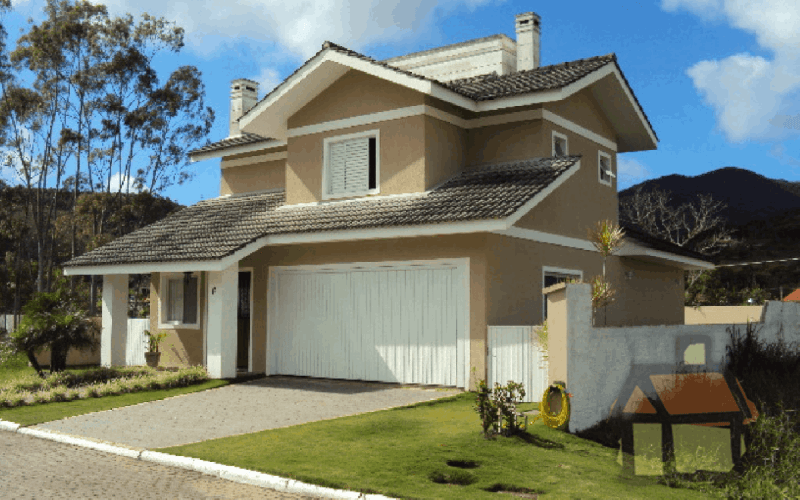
[143, 330, 167, 368]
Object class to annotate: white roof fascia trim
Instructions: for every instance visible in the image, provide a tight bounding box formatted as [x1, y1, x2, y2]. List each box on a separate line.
[616, 241, 714, 270]
[608, 66, 658, 147]
[221, 151, 287, 169]
[63, 260, 230, 276]
[263, 219, 506, 246]
[190, 139, 287, 162]
[543, 110, 617, 152]
[503, 159, 581, 228]
[239, 51, 330, 130]
[496, 226, 596, 252]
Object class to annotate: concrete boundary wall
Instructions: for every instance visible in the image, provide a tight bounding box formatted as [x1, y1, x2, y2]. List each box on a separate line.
[545, 283, 800, 434]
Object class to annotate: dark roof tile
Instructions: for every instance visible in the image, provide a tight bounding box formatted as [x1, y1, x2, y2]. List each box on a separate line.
[64, 156, 580, 267]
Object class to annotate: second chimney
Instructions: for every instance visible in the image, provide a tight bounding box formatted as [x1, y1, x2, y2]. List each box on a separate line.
[515, 12, 541, 72]
[230, 79, 259, 136]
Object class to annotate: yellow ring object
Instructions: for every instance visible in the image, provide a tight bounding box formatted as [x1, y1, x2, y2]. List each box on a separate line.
[532, 384, 571, 430]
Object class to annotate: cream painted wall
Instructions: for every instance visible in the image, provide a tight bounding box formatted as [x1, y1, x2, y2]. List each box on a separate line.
[512, 122, 618, 239]
[485, 234, 685, 328]
[286, 116, 426, 204]
[543, 88, 616, 141]
[238, 234, 488, 389]
[150, 272, 206, 368]
[220, 159, 285, 195]
[288, 70, 424, 130]
[424, 115, 467, 190]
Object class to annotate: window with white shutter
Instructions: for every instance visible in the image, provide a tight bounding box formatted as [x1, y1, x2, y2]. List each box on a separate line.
[323, 130, 379, 199]
[159, 272, 200, 329]
[598, 151, 614, 187]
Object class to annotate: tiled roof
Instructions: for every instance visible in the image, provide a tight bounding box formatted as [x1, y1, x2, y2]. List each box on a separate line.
[620, 224, 713, 264]
[63, 156, 580, 267]
[444, 54, 616, 100]
[188, 133, 276, 156]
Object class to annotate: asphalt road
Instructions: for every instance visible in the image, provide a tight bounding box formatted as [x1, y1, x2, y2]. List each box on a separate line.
[0, 431, 319, 499]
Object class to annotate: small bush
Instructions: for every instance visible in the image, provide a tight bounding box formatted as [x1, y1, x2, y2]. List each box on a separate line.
[474, 379, 526, 438]
[32, 391, 50, 404]
[65, 389, 81, 401]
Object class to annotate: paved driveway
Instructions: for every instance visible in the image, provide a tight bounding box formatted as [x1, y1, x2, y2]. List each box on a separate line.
[34, 376, 461, 449]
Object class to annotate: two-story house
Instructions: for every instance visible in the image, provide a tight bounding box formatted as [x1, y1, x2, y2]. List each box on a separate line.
[63, 12, 713, 389]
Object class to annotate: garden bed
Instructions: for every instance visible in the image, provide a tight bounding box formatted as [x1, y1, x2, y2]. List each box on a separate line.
[0, 365, 209, 407]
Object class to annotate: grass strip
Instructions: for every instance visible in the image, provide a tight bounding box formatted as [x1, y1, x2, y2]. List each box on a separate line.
[0, 379, 228, 426]
[158, 392, 714, 500]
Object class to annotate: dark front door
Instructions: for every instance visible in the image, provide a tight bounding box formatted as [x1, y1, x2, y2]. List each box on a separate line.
[237, 271, 251, 370]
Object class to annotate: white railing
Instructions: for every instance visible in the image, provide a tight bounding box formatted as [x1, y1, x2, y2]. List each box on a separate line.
[488, 326, 549, 403]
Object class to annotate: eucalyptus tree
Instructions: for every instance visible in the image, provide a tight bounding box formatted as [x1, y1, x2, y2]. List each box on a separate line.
[0, 0, 213, 294]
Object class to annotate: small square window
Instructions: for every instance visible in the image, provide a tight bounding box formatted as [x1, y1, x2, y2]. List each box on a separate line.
[552, 131, 568, 157]
[598, 151, 614, 186]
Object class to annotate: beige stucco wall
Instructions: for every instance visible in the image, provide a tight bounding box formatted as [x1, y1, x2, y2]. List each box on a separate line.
[286, 115, 426, 204]
[424, 115, 467, 189]
[511, 126, 617, 241]
[466, 119, 546, 167]
[150, 272, 205, 368]
[288, 70, 424, 130]
[543, 87, 616, 142]
[239, 234, 489, 389]
[485, 234, 685, 328]
[220, 159, 285, 195]
[685, 306, 764, 325]
[604, 257, 685, 327]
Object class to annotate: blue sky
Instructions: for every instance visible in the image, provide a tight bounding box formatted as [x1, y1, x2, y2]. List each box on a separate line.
[4, 0, 800, 207]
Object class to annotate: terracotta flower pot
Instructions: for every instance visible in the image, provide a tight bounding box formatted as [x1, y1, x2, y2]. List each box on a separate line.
[144, 352, 161, 368]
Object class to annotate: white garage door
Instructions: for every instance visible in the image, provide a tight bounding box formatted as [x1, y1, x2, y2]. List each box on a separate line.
[267, 259, 469, 388]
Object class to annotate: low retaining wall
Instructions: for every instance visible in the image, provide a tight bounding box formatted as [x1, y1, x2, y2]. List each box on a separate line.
[545, 283, 800, 434]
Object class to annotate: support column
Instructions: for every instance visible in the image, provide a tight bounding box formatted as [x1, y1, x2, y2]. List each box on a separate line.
[206, 264, 238, 379]
[101, 274, 128, 367]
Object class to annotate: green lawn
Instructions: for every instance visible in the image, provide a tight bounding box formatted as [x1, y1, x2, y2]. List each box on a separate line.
[158, 393, 716, 499]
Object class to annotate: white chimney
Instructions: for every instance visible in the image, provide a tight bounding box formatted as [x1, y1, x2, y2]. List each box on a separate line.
[515, 12, 541, 72]
[230, 78, 259, 136]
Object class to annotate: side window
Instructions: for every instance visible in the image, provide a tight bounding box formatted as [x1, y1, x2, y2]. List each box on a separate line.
[323, 130, 379, 199]
[552, 131, 568, 157]
[542, 268, 582, 320]
[162, 273, 199, 327]
[598, 151, 614, 186]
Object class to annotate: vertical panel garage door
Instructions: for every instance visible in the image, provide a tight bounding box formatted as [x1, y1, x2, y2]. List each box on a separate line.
[267, 259, 469, 388]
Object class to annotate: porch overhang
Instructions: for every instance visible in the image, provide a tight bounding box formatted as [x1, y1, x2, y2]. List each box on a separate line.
[616, 240, 714, 271]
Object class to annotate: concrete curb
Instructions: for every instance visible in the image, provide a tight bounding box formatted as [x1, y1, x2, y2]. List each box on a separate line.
[0, 417, 394, 499]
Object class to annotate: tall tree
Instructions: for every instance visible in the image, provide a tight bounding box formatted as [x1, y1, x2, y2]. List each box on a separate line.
[0, 0, 213, 295]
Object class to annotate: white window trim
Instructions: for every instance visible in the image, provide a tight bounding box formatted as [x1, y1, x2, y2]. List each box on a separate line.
[598, 150, 614, 187]
[158, 272, 201, 330]
[322, 129, 380, 200]
[542, 266, 583, 320]
[552, 130, 568, 157]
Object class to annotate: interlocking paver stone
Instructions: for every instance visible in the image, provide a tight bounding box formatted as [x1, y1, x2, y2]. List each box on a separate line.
[34, 376, 461, 448]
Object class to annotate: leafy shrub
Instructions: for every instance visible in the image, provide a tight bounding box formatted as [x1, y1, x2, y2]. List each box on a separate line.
[474, 379, 526, 438]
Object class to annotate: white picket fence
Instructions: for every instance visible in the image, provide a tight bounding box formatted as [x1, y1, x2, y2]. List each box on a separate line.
[125, 318, 150, 366]
[488, 326, 549, 403]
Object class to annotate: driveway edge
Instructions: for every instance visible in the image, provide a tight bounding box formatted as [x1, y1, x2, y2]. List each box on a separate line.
[0, 418, 393, 499]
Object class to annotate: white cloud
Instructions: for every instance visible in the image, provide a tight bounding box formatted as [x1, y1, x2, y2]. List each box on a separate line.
[617, 157, 653, 189]
[252, 67, 282, 95]
[96, 0, 503, 60]
[662, 0, 800, 143]
[108, 172, 147, 193]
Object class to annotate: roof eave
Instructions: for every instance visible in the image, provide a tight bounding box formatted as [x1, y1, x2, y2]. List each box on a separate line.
[189, 138, 287, 162]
